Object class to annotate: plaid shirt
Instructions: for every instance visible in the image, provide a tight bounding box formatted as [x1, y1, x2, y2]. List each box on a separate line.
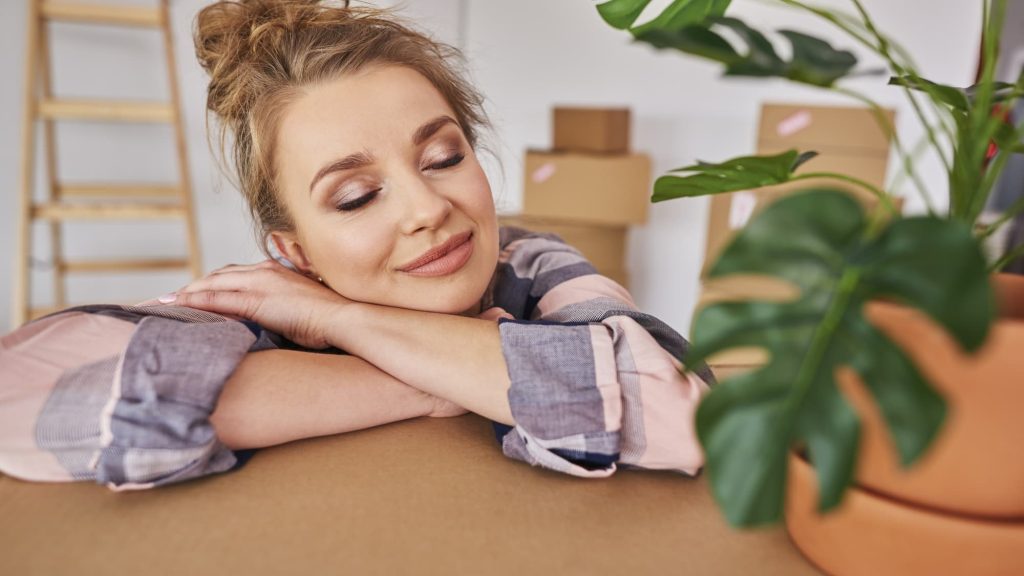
[0, 226, 713, 489]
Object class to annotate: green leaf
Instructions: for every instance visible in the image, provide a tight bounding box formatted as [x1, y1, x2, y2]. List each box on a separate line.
[780, 30, 859, 87]
[596, 0, 653, 30]
[629, 24, 741, 63]
[714, 17, 786, 78]
[696, 370, 792, 526]
[860, 217, 995, 351]
[889, 76, 1023, 111]
[632, 0, 731, 35]
[653, 150, 817, 202]
[888, 76, 970, 110]
[689, 190, 995, 527]
[631, 16, 858, 87]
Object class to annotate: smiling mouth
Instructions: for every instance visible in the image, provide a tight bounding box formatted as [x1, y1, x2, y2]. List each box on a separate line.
[398, 231, 474, 277]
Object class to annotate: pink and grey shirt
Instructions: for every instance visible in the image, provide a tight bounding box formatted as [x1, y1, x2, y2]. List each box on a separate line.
[0, 226, 714, 489]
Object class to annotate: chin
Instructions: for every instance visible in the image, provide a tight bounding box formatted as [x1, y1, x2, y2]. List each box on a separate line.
[429, 268, 496, 315]
[426, 286, 485, 315]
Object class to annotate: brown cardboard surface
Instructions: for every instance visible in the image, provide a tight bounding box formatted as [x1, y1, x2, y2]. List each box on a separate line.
[703, 150, 894, 271]
[0, 415, 821, 576]
[758, 103, 895, 153]
[702, 104, 896, 273]
[553, 107, 631, 154]
[498, 215, 629, 288]
[523, 151, 651, 225]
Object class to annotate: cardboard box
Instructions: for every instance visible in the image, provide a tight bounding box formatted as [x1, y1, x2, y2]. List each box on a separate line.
[499, 214, 630, 288]
[553, 107, 631, 154]
[0, 415, 820, 575]
[703, 104, 896, 273]
[696, 104, 896, 368]
[758, 103, 894, 152]
[523, 151, 651, 226]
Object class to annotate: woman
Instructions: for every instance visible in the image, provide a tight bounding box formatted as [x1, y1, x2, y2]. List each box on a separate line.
[0, 0, 713, 490]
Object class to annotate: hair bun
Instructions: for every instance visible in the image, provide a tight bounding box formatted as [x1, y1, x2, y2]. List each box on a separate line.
[194, 0, 348, 120]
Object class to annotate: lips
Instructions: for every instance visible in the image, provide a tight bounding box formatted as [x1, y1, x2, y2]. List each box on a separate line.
[398, 231, 474, 273]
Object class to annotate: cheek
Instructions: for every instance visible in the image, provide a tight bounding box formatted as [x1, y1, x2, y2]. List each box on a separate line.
[309, 224, 392, 284]
[460, 163, 496, 214]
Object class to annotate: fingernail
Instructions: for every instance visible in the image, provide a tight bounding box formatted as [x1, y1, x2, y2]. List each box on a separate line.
[158, 293, 177, 304]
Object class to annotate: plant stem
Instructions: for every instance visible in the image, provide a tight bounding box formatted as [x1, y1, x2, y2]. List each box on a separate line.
[977, 147, 1015, 220]
[849, 0, 955, 170]
[846, 0, 957, 141]
[991, 239, 1024, 272]
[787, 266, 862, 412]
[982, 191, 1024, 239]
[776, 0, 875, 47]
[790, 172, 895, 212]
[886, 131, 931, 194]
[971, 0, 1000, 210]
[966, 0, 1011, 222]
[834, 86, 938, 215]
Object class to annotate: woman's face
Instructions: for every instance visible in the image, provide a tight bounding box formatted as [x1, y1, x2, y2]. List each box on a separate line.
[272, 65, 499, 315]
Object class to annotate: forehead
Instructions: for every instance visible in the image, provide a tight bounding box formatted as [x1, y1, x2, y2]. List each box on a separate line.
[277, 65, 457, 164]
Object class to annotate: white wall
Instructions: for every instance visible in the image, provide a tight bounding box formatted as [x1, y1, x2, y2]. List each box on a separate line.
[0, 0, 981, 335]
[0, 0, 461, 333]
[465, 0, 980, 334]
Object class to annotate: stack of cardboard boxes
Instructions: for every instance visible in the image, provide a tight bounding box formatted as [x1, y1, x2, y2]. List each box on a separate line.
[697, 103, 897, 370]
[499, 107, 652, 289]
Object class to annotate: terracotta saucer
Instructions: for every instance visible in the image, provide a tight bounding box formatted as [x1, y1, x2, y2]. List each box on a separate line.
[785, 453, 1024, 576]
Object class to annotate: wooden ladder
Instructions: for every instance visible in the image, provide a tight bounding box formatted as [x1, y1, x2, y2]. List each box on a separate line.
[14, 0, 202, 327]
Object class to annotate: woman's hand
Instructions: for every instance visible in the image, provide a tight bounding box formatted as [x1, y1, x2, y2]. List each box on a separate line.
[160, 259, 351, 349]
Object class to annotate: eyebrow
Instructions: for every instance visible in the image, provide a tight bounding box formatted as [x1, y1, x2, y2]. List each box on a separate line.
[308, 115, 460, 196]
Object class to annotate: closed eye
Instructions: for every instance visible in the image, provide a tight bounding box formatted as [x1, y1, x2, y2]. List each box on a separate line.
[336, 189, 379, 211]
[427, 153, 465, 171]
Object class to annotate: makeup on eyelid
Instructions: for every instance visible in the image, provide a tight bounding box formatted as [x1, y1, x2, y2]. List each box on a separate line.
[331, 151, 466, 211]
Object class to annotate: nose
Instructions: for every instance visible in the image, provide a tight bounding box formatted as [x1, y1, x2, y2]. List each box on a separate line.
[398, 171, 452, 235]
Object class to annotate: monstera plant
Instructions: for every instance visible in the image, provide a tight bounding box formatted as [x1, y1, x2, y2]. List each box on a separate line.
[597, 0, 1022, 527]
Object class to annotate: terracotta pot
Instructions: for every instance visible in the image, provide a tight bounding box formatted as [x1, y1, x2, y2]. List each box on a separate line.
[837, 273, 1024, 519]
[785, 453, 1024, 576]
[785, 273, 1024, 574]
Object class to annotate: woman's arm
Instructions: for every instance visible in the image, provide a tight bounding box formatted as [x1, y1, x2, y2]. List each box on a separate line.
[211, 348, 460, 450]
[166, 261, 516, 426]
[325, 304, 515, 425]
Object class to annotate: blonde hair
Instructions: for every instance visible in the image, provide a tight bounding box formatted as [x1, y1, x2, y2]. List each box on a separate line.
[193, 0, 490, 252]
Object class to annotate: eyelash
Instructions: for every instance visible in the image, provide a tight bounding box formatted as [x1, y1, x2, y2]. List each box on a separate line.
[334, 152, 466, 212]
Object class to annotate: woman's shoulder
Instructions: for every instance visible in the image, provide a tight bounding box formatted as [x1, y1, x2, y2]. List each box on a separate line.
[497, 223, 588, 260]
[495, 224, 595, 281]
[498, 224, 570, 250]
[489, 224, 604, 319]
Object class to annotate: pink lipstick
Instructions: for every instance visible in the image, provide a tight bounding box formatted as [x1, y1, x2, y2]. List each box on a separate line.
[398, 231, 474, 277]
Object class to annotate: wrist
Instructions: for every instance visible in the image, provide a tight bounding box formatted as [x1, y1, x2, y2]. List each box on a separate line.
[324, 300, 368, 350]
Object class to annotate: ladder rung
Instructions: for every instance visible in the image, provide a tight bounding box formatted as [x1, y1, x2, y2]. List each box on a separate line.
[38, 99, 175, 123]
[32, 203, 186, 220]
[40, 2, 164, 28]
[58, 184, 182, 198]
[59, 258, 190, 273]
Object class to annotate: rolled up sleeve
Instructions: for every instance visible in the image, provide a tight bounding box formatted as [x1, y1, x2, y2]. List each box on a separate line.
[0, 305, 275, 490]
[491, 229, 714, 477]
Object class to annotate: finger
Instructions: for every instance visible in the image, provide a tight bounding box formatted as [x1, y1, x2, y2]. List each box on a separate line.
[134, 297, 165, 307]
[167, 289, 257, 319]
[178, 268, 271, 295]
[209, 262, 266, 276]
[478, 306, 514, 321]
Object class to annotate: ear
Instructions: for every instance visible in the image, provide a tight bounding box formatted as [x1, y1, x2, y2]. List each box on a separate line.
[270, 231, 316, 276]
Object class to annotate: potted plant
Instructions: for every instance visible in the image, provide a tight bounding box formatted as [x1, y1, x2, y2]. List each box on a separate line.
[597, 0, 1024, 573]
